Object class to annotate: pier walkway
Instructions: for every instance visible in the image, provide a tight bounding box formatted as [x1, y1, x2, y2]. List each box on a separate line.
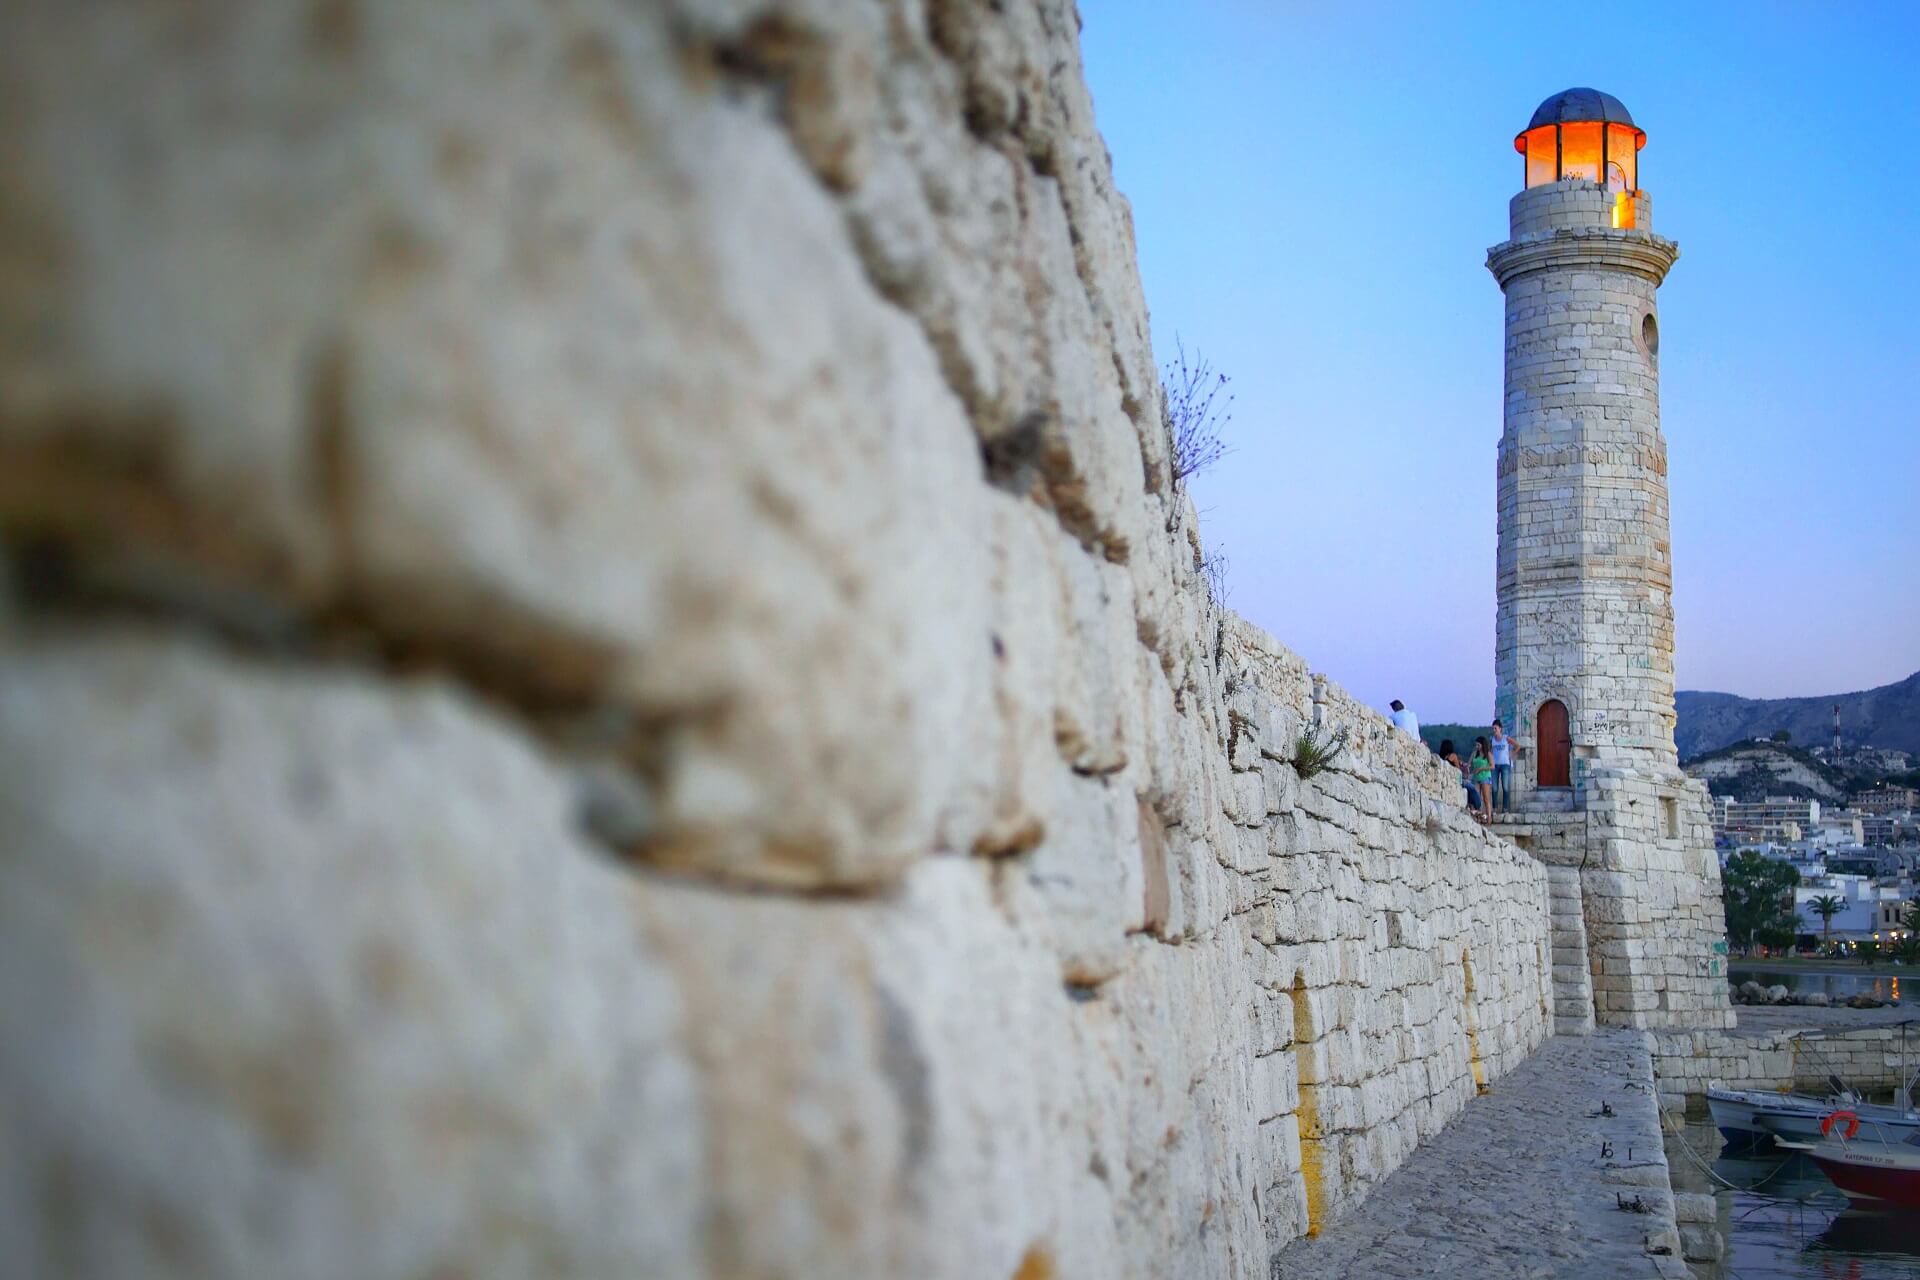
[1271, 1029, 1690, 1280]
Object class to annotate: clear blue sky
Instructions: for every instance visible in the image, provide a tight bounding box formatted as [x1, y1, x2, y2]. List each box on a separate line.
[1080, 1, 1920, 722]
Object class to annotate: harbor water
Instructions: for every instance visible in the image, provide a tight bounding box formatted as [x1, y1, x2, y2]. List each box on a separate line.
[1665, 1114, 1920, 1278]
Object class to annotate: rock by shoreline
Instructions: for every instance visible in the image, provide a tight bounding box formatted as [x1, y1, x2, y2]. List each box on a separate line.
[1730, 979, 1896, 1010]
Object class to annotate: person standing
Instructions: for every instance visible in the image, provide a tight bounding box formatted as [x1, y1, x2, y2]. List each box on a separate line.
[1437, 738, 1473, 810]
[1468, 737, 1495, 822]
[1489, 719, 1513, 813]
[1389, 699, 1420, 740]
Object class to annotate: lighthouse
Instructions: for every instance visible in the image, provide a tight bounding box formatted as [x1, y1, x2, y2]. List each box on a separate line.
[1486, 90, 1734, 1032]
[1489, 87, 1681, 798]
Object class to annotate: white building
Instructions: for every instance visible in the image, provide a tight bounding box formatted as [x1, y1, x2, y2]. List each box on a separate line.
[1712, 794, 1821, 844]
[1807, 814, 1864, 848]
[1793, 875, 1913, 945]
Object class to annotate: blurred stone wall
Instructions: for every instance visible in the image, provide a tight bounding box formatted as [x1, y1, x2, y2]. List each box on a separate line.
[0, 2, 1551, 1276]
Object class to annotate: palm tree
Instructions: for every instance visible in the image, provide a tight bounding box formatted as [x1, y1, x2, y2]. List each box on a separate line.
[1808, 894, 1846, 955]
[1898, 900, 1920, 965]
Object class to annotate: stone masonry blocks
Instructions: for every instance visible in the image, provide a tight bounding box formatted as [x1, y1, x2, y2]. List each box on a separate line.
[0, 3, 1556, 1278]
[1487, 175, 1732, 1035]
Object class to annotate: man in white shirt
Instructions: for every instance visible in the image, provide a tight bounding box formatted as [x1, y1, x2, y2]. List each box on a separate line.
[1389, 700, 1420, 740]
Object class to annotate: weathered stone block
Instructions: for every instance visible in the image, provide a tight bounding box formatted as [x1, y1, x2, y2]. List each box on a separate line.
[0, 630, 703, 1278]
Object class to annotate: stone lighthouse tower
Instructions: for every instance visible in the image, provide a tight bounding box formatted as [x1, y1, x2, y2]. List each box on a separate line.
[1487, 89, 1734, 1033]
[1490, 87, 1677, 788]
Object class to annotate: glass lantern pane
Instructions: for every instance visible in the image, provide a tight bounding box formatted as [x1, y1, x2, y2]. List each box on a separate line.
[1606, 124, 1638, 192]
[1559, 122, 1603, 183]
[1521, 126, 1558, 188]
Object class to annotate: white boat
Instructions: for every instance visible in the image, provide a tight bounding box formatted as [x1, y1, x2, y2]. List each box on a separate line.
[1707, 1039, 1920, 1147]
[1754, 1099, 1920, 1145]
[1707, 1085, 1856, 1145]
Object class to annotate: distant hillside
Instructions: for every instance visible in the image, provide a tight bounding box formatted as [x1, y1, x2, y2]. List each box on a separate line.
[1420, 723, 1489, 754]
[1675, 670, 1920, 759]
[1681, 740, 1846, 804]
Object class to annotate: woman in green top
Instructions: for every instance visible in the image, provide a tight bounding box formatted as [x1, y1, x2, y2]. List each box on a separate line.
[1468, 737, 1495, 823]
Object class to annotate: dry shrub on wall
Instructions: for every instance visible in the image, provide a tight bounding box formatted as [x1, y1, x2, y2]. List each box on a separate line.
[1165, 337, 1235, 605]
[1162, 337, 1233, 484]
[1201, 545, 1231, 608]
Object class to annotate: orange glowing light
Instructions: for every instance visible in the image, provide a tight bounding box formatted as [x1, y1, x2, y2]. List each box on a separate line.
[1559, 121, 1604, 182]
[1518, 125, 1559, 188]
[1515, 120, 1644, 192]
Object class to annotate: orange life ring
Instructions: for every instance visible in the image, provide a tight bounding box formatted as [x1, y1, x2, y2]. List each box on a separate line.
[1821, 1110, 1861, 1140]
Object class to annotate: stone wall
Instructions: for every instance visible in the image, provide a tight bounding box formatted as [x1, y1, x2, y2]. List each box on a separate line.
[1499, 771, 1734, 1032]
[1505, 181, 1651, 238]
[1652, 1017, 1920, 1114]
[0, 2, 1551, 1276]
[1583, 769, 1735, 1030]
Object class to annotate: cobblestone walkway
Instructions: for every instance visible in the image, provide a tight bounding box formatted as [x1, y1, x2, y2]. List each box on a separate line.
[1271, 1029, 1690, 1280]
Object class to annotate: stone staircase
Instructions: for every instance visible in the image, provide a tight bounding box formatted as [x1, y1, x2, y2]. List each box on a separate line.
[1487, 808, 1596, 1035]
[1526, 786, 1577, 813]
[1545, 865, 1597, 1034]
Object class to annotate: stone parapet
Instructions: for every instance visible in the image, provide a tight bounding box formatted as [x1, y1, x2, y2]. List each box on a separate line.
[1507, 178, 1655, 238]
[0, 3, 1554, 1277]
[1651, 1015, 1920, 1114]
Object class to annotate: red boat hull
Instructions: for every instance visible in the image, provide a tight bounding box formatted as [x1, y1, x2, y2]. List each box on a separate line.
[1810, 1154, 1920, 1208]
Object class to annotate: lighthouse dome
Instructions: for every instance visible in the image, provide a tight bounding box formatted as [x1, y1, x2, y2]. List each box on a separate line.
[1526, 87, 1637, 130]
[1514, 88, 1647, 194]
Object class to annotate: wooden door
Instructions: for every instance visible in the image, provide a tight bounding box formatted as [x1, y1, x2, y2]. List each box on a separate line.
[1537, 699, 1571, 788]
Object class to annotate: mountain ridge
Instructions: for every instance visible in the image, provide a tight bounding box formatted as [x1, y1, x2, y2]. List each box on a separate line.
[1675, 669, 1920, 760]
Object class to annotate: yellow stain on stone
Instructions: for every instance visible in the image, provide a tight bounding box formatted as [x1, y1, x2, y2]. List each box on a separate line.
[1011, 1243, 1054, 1280]
[1537, 943, 1550, 1020]
[1289, 975, 1328, 1237]
[1462, 949, 1490, 1095]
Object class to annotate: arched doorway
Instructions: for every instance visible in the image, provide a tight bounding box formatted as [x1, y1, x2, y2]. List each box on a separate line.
[1537, 699, 1571, 788]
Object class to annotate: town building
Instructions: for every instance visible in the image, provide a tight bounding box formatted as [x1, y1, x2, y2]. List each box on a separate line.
[1711, 794, 1821, 844]
[1792, 874, 1915, 946]
[1853, 785, 1920, 815]
[1806, 814, 1863, 848]
[1860, 809, 1920, 848]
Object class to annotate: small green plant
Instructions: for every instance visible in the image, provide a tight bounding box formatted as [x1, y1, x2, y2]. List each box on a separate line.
[1291, 723, 1348, 780]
